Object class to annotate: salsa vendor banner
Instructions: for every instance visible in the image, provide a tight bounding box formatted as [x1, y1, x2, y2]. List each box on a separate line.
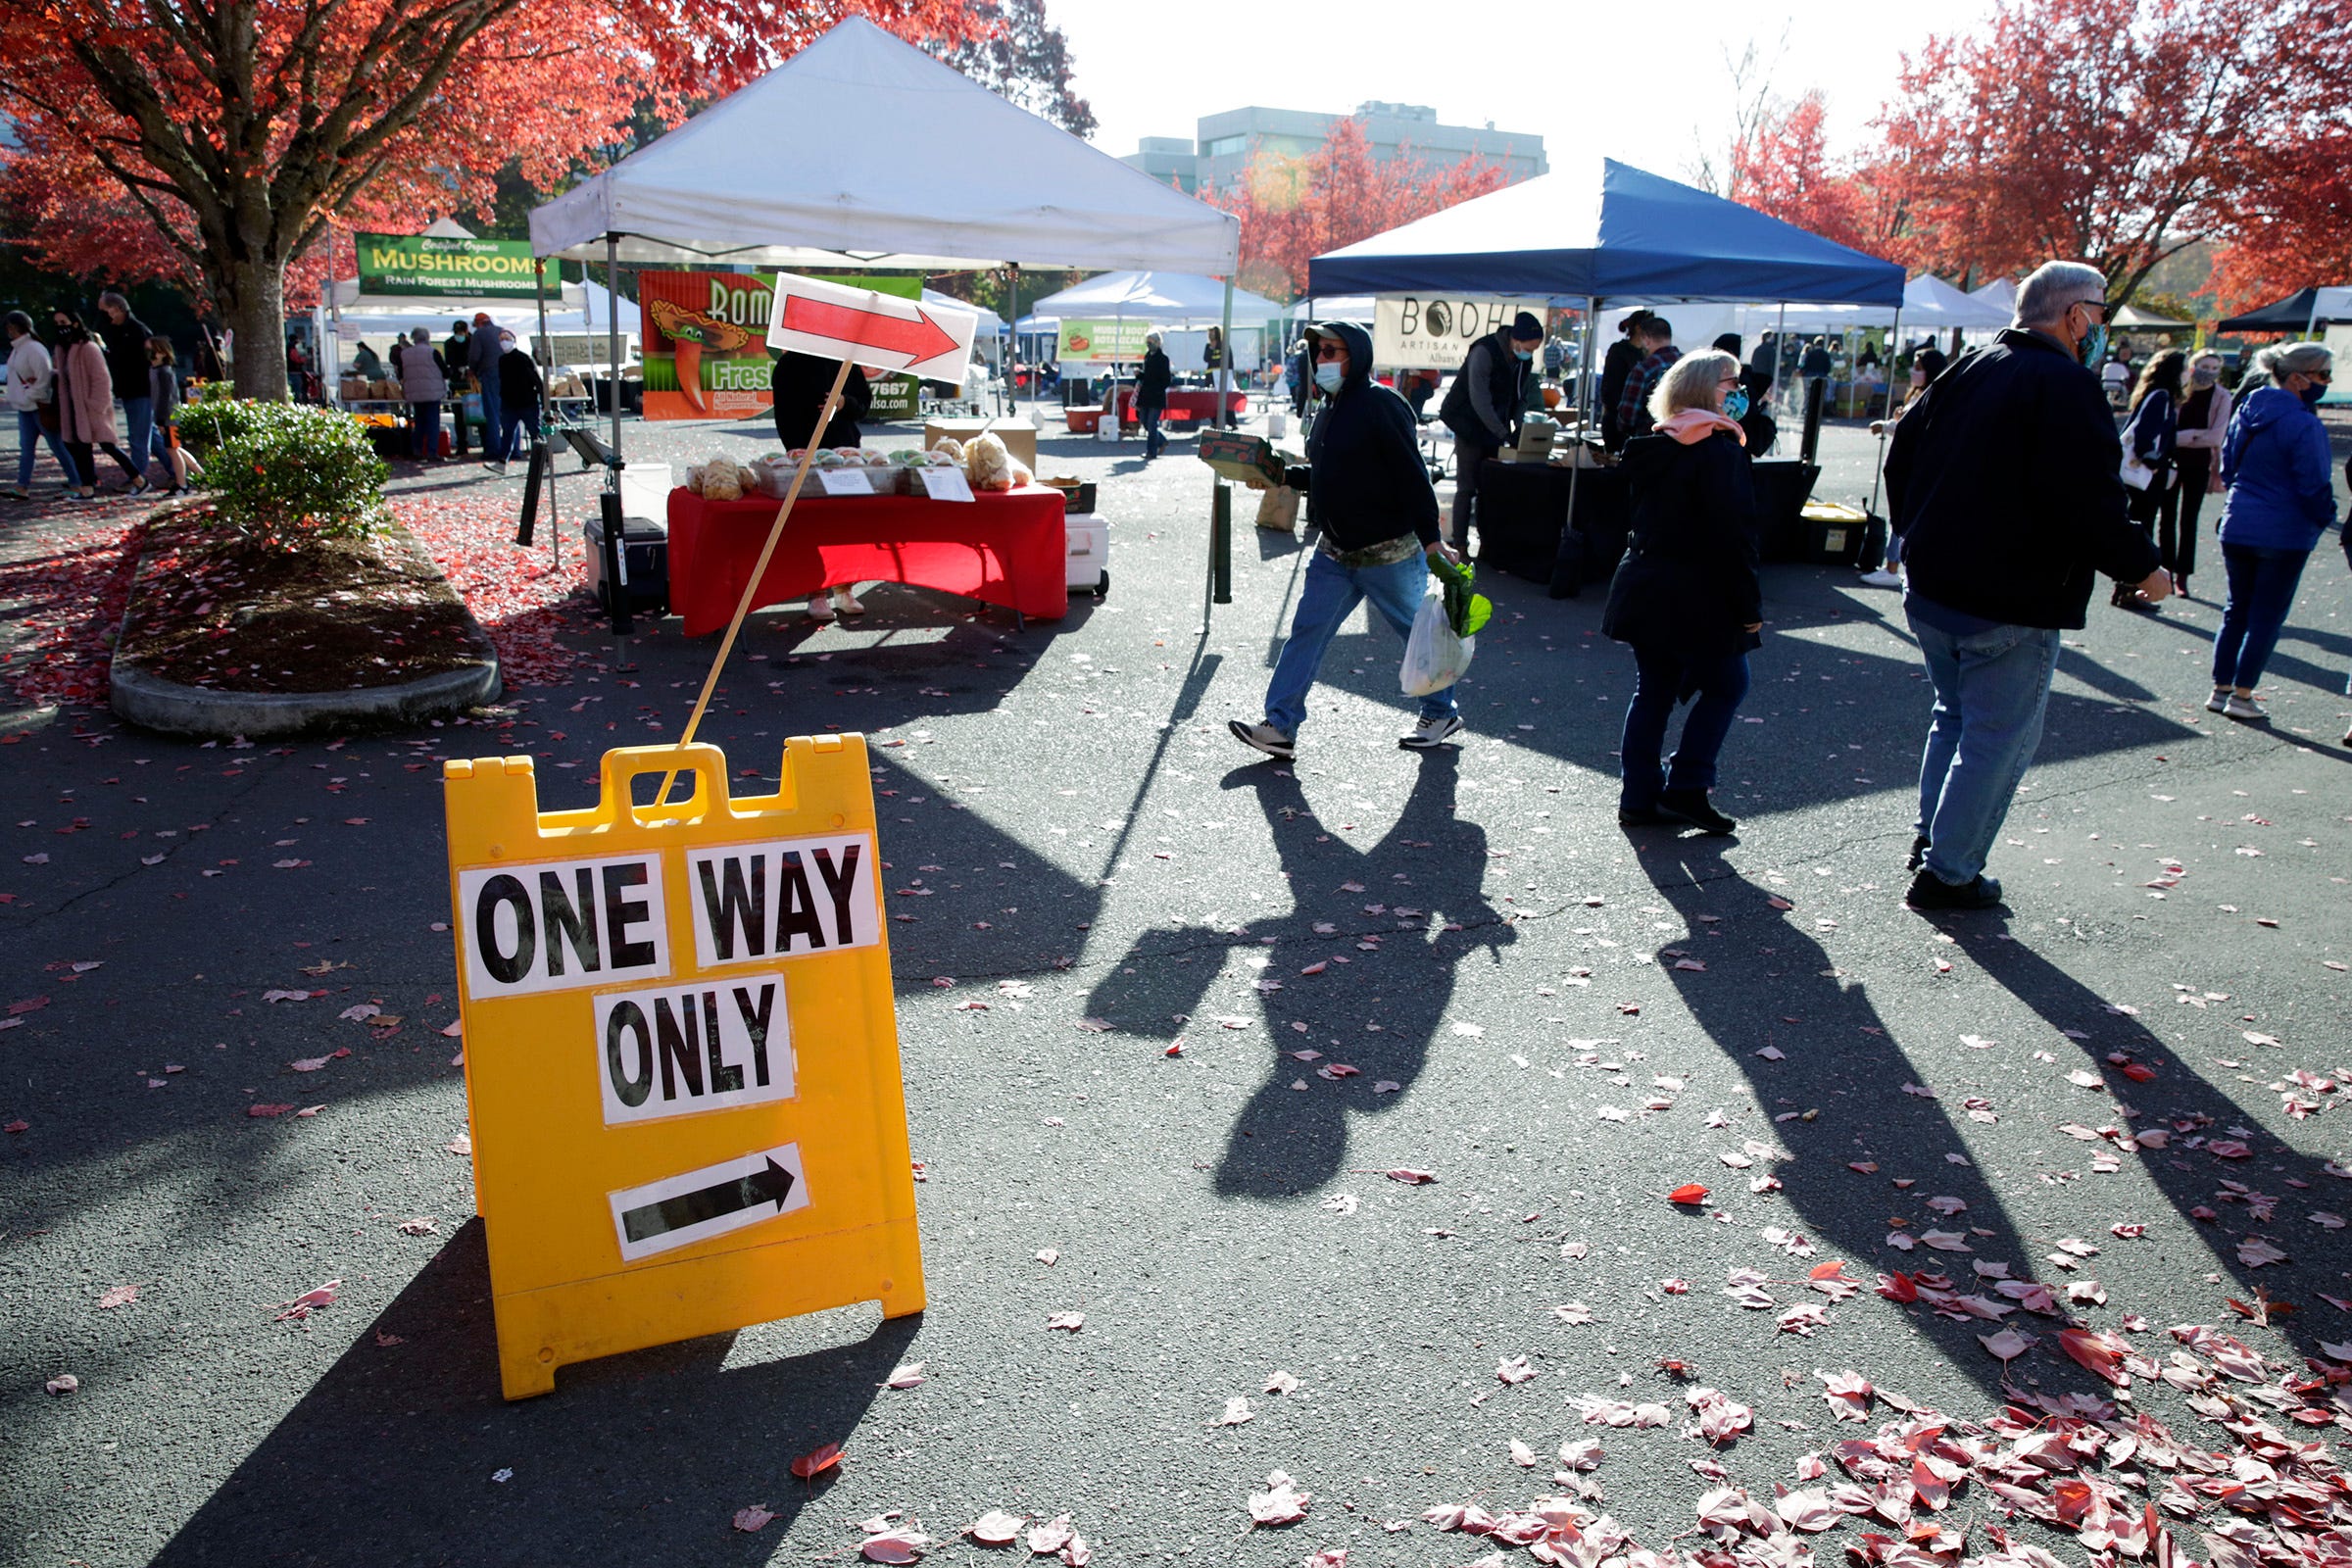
[641, 271, 781, 421]
[1056, 318, 1152, 366]
[356, 232, 539, 301]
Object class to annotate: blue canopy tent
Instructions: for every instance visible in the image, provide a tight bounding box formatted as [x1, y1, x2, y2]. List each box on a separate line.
[1307, 159, 1907, 582]
[1308, 158, 1904, 305]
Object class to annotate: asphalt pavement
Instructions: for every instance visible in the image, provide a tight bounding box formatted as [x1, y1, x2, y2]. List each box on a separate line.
[5, 406, 2352, 1567]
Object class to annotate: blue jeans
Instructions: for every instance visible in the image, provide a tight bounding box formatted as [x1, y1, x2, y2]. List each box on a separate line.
[1263, 547, 1457, 737]
[1908, 610, 2061, 885]
[120, 395, 159, 485]
[476, 378, 505, 461]
[1140, 406, 1164, 459]
[1619, 645, 1750, 808]
[2211, 543, 2310, 690]
[498, 404, 534, 464]
[411, 400, 443, 459]
[17, 410, 81, 487]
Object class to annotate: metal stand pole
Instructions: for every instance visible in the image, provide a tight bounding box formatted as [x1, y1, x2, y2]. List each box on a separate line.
[1007, 263, 1020, 416]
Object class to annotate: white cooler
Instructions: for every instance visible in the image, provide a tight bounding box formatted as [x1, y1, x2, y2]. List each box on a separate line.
[1065, 513, 1107, 597]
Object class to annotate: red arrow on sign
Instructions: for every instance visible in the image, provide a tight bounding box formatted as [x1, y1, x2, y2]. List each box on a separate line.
[777, 295, 958, 364]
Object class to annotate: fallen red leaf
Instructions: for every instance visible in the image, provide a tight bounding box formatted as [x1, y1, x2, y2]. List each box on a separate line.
[790, 1442, 844, 1480]
[1667, 1184, 1710, 1205]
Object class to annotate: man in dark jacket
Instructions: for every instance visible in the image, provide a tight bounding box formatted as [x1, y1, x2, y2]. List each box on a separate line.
[494, 330, 543, 465]
[466, 312, 506, 471]
[1439, 310, 1543, 551]
[1885, 260, 2171, 911]
[443, 320, 472, 454]
[1613, 317, 1681, 446]
[1230, 320, 1465, 760]
[770, 349, 872, 450]
[96, 291, 162, 491]
[1135, 330, 1173, 461]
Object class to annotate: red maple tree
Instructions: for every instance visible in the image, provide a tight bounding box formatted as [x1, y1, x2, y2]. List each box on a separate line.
[1207, 119, 1514, 301]
[0, 0, 978, 399]
[1869, 0, 2322, 308]
[1731, 92, 1872, 255]
[2203, 1, 2352, 310]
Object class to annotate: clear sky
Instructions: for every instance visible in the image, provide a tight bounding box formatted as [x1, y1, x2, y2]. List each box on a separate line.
[1054, 0, 2003, 174]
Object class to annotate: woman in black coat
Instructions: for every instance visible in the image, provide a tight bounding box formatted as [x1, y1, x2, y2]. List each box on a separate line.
[1601, 348, 1763, 834]
[2114, 349, 2185, 608]
[1135, 330, 1173, 461]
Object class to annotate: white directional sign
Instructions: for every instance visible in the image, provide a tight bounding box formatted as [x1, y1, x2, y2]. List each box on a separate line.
[610, 1143, 811, 1263]
[593, 973, 795, 1126]
[765, 270, 977, 381]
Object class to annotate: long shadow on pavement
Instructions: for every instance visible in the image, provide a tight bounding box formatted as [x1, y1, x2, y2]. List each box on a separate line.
[1953, 916, 2352, 1364]
[1635, 838, 2108, 1410]
[148, 1218, 914, 1566]
[1079, 751, 1516, 1200]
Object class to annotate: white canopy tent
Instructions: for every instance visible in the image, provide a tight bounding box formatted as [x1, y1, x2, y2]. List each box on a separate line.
[527, 16, 1240, 452]
[1030, 270, 1280, 376]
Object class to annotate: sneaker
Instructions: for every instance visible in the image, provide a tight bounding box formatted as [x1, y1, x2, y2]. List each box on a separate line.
[806, 596, 837, 622]
[1658, 787, 1737, 834]
[1904, 868, 2004, 910]
[483, 460, 506, 475]
[1228, 719, 1295, 760]
[832, 589, 866, 616]
[1906, 833, 1931, 872]
[2223, 693, 2268, 721]
[3, 484, 27, 501]
[1857, 568, 1902, 589]
[1399, 712, 1465, 750]
[2205, 687, 2230, 713]
[1618, 803, 1687, 828]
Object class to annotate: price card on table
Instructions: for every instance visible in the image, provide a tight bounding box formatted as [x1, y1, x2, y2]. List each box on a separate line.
[920, 467, 974, 504]
[816, 467, 874, 496]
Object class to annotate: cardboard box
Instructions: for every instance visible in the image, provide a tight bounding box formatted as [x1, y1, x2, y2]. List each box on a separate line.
[925, 417, 1036, 470]
[1196, 429, 1296, 489]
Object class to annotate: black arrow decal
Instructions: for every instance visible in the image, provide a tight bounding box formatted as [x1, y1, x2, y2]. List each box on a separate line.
[620, 1157, 796, 1245]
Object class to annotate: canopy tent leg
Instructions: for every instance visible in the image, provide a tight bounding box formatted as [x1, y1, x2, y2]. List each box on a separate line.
[533, 260, 559, 566]
[1775, 302, 1788, 414]
[1869, 304, 1903, 516]
[2305, 295, 2322, 341]
[1548, 294, 1596, 601]
[1211, 274, 1235, 612]
[1008, 263, 1020, 417]
[605, 235, 624, 461]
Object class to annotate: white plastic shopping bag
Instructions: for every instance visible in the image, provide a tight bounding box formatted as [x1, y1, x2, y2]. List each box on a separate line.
[1400, 588, 1474, 696]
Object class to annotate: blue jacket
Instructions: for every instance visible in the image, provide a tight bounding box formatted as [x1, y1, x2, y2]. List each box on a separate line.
[2218, 385, 2336, 551]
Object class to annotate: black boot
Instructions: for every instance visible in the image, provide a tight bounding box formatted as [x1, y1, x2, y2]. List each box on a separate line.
[1658, 788, 1737, 835]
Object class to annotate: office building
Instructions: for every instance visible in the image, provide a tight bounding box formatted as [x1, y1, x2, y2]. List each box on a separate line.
[1122, 102, 1546, 196]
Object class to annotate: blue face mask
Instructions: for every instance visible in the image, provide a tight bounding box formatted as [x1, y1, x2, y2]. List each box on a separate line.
[2300, 379, 2328, 408]
[1514, 346, 1535, 362]
[2077, 320, 2108, 369]
[1722, 388, 1750, 421]
[1313, 361, 1344, 394]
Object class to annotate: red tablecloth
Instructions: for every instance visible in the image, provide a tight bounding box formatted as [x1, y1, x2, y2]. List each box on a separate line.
[1117, 388, 1247, 424]
[666, 484, 1069, 633]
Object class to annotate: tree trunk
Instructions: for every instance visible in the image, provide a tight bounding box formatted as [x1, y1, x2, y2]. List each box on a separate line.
[215, 252, 290, 402]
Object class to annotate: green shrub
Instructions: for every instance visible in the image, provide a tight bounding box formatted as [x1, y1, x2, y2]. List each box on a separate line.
[174, 393, 255, 460]
[198, 401, 388, 549]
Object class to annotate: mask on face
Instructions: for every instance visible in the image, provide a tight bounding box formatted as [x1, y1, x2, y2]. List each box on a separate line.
[2190, 365, 2219, 387]
[1722, 388, 1750, 421]
[1313, 361, 1344, 394]
[1514, 346, 1535, 362]
[2299, 379, 2328, 408]
[2075, 316, 2108, 370]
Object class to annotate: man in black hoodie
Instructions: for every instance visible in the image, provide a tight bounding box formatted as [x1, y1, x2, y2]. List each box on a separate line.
[1230, 320, 1465, 761]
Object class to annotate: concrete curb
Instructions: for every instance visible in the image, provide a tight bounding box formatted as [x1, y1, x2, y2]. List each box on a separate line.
[108, 521, 503, 739]
[110, 657, 500, 739]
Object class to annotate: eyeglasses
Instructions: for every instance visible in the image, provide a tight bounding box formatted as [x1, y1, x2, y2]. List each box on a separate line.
[2072, 299, 2108, 319]
[1314, 343, 1347, 361]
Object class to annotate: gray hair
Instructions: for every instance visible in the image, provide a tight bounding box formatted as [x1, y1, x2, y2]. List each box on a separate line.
[97, 289, 129, 312]
[2247, 340, 2331, 387]
[411, 325, 432, 344]
[2013, 262, 2107, 327]
[1648, 349, 1740, 424]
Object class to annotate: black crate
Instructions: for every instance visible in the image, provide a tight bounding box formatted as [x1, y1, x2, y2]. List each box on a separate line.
[584, 513, 670, 615]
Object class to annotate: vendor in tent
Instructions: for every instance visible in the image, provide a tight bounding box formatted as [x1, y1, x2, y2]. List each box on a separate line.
[350, 340, 385, 380]
[771, 348, 872, 451]
[1438, 310, 1544, 552]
